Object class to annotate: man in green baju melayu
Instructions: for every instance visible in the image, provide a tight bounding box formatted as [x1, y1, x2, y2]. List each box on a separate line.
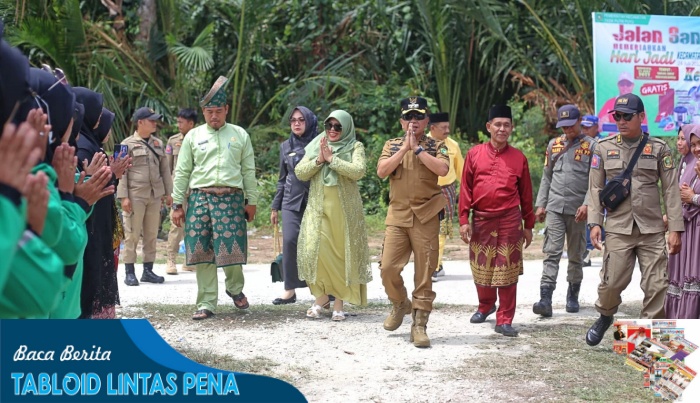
[170, 76, 258, 320]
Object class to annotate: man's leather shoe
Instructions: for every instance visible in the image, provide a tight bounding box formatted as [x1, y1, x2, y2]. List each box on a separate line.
[272, 294, 296, 305]
[469, 305, 497, 323]
[586, 314, 614, 346]
[495, 324, 519, 337]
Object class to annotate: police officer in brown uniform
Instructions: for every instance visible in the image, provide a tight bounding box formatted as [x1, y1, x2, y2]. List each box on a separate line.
[117, 107, 174, 286]
[377, 96, 449, 348]
[585, 94, 683, 346]
[165, 108, 197, 274]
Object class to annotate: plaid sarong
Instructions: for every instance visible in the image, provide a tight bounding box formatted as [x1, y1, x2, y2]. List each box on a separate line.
[439, 182, 457, 237]
[185, 190, 247, 267]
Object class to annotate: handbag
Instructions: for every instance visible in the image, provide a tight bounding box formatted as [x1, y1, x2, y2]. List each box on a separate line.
[270, 223, 283, 283]
[599, 134, 649, 211]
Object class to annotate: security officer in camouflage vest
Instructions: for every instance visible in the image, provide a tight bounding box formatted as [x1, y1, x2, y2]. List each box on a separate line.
[165, 108, 197, 274]
[377, 96, 449, 348]
[117, 107, 174, 286]
[533, 105, 596, 318]
[585, 94, 683, 346]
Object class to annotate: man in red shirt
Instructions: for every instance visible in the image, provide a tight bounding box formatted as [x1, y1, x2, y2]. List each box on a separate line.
[458, 105, 535, 337]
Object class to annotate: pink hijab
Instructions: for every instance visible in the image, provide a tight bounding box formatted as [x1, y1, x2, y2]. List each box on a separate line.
[679, 124, 700, 221]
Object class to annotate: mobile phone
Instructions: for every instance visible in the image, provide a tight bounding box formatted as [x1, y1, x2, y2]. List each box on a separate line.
[114, 144, 128, 159]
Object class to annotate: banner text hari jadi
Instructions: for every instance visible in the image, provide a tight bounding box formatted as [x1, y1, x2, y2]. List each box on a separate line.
[10, 345, 238, 396]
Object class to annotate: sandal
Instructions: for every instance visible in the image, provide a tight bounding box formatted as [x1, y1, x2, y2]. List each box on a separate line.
[331, 311, 346, 321]
[192, 309, 214, 320]
[226, 290, 249, 309]
[306, 304, 323, 319]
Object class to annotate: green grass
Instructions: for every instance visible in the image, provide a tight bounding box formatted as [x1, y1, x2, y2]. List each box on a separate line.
[364, 212, 388, 234]
[451, 300, 660, 402]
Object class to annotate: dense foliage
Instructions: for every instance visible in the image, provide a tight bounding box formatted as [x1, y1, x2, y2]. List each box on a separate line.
[2, 0, 698, 223]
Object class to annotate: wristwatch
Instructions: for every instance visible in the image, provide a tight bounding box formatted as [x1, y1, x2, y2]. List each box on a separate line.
[414, 146, 424, 155]
[587, 223, 600, 230]
[172, 204, 183, 211]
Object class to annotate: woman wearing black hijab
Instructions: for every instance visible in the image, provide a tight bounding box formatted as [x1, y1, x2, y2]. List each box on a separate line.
[270, 106, 319, 304]
[74, 88, 122, 319]
[93, 107, 125, 274]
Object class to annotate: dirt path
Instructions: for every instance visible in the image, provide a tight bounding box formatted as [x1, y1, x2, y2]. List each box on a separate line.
[122, 229, 657, 402]
[123, 301, 651, 403]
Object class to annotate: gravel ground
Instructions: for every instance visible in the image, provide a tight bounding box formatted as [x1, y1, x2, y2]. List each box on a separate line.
[116, 257, 654, 402]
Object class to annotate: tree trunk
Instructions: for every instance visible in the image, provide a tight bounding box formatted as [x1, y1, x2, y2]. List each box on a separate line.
[136, 0, 156, 43]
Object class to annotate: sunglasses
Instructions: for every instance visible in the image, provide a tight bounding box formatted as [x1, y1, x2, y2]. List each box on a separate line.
[612, 112, 637, 122]
[289, 117, 305, 124]
[402, 112, 426, 121]
[324, 122, 342, 132]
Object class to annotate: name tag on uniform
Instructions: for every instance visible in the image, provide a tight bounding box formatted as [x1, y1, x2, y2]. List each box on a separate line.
[607, 150, 620, 160]
[197, 139, 209, 151]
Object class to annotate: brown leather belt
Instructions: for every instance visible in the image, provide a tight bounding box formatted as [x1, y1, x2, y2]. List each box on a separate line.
[194, 187, 242, 195]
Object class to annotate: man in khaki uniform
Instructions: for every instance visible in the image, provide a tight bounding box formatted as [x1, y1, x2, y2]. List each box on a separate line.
[585, 94, 683, 346]
[377, 96, 449, 348]
[533, 105, 596, 317]
[117, 107, 173, 286]
[165, 108, 197, 274]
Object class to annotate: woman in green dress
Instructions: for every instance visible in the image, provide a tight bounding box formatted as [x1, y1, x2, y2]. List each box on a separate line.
[295, 110, 372, 321]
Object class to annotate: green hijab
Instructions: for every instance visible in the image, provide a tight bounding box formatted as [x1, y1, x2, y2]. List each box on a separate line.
[305, 110, 357, 186]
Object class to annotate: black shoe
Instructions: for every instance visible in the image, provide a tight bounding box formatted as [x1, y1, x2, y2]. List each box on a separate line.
[586, 314, 614, 346]
[470, 305, 497, 323]
[140, 263, 165, 284]
[272, 293, 297, 305]
[495, 324, 519, 337]
[124, 263, 139, 286]
[533, 285, 554, 317]
[566, 283, 581, 313]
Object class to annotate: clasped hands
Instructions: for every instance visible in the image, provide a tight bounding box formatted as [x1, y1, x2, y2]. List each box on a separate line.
[401, 128, 420, 153]
[316, 136, 334, 164]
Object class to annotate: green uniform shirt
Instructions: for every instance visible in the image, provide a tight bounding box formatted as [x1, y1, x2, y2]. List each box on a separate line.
[172, 123, 258, 205]
[33, 164, 90, 265]
[0, 230, 64, 318]
[0, 164, 90, 318]
[0, 193, 25, 290]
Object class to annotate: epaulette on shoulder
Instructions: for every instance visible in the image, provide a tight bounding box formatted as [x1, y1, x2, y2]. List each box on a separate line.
[598, 135, 617, 144]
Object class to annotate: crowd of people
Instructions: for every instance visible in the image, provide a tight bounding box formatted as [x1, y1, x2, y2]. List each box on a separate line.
[3, 26, 700, 349]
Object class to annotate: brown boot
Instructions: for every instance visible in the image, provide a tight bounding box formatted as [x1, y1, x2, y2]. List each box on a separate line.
[383, 298, 412, 331]
[410, 309, 431, 348]
[166, 252, 178, 275]
[182, 265, 196, 272]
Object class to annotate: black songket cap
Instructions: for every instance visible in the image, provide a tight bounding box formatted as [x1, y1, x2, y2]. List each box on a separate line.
[488, 105, 512, 121]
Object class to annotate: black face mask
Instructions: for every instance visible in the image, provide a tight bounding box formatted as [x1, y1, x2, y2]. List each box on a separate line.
[73, 87, 104, 131]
